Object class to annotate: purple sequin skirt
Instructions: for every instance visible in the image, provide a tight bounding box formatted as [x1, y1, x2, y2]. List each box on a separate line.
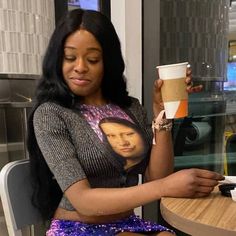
[46, 214, 174, 236]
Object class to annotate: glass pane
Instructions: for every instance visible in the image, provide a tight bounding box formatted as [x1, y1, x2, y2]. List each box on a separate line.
[68, 0, 99, 11]
[158, 0, 236, 175]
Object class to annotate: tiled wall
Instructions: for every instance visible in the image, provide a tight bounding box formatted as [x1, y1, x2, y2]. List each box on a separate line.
[160, 0, 229, 81]
[0, 0, 55, 75]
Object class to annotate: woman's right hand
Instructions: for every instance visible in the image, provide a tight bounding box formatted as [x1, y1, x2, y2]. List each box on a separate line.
[159, 168, 224, 198]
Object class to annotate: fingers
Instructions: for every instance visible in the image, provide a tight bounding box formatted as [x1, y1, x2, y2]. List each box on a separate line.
[191, 169, 224, 196]
[187, 84, 203, 93]
[193, 168, 224, 181]
[154, 79, 163, 89]
[186, 76, 192, 85]
[187, 169, 224, 197]
[166, 168, 223, 198]
[196, 185, 215, 194]
[194, 191, 212, 198]
[197, 178, 219, 187]
[185, 67, 203, 93]
[191, 184, 216, 198]
[186, 77, 203, 93]
[186, 67, 192, 76]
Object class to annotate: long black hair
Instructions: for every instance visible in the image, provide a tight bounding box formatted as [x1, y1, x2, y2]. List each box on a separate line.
[27, 8, 131, 221]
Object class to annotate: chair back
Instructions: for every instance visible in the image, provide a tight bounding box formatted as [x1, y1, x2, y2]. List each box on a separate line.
[0, 159, 42, 236]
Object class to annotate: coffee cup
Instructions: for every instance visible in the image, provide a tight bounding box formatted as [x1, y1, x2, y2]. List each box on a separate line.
[156, 62, 188, 119]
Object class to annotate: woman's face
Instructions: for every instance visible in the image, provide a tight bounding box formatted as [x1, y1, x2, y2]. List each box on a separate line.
[62, 29, 104, 105]
[100, 122, 144, 159]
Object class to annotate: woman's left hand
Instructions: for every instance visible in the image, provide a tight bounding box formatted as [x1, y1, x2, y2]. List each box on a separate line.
[186, 67, 203, 93]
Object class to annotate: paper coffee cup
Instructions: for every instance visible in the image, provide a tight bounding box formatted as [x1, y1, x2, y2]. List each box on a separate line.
[156, 62, 188, 119]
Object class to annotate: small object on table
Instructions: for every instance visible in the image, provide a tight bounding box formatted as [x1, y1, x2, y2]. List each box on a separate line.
[218, 183, 236, 197]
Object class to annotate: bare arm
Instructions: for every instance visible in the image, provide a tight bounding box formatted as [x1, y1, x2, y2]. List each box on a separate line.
[146, 129, 174, 181]
[145, 68, 203, 181]
[145, 79, 174, 181]
[66, 178, 163, 216]
[65, 168, 224, 217]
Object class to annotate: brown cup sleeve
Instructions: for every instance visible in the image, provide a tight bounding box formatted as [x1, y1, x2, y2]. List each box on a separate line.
[161, 77, 188, 102]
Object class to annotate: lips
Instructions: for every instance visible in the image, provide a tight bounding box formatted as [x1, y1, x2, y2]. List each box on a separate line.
[119, 147, 135, 152]
[70, 77, 91, 86]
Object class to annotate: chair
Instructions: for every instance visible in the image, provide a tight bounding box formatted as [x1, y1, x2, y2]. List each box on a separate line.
[0, 159, 42, 236]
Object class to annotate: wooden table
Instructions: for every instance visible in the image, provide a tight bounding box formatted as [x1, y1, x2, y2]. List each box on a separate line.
[160, 188, 236, 236]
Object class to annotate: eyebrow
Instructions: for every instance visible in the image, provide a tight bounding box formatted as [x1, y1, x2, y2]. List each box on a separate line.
[64, 46, 102, 52]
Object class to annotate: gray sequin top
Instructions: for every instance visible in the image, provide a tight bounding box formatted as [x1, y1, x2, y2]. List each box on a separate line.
[33, 97, 152, 210]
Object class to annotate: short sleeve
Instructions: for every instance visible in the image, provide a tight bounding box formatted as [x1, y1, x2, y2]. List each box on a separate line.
[33, 103, 87, 192]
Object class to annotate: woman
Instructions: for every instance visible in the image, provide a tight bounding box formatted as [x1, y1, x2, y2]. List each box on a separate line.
[27, 9, 224, 236]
